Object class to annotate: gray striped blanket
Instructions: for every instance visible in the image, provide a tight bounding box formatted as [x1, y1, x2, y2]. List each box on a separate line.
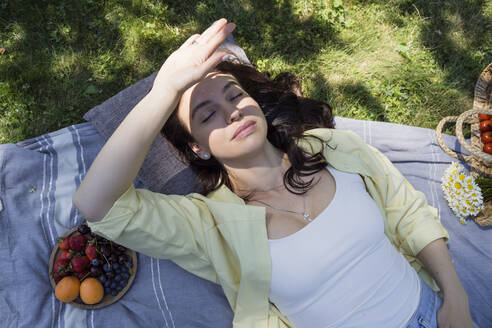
[0, 117, 490, 327]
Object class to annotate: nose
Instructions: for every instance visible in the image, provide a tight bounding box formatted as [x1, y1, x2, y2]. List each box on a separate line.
[227, 107, 242, 124]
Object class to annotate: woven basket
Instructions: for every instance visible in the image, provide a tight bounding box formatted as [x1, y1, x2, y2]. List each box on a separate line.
[436, 63, 492, 226]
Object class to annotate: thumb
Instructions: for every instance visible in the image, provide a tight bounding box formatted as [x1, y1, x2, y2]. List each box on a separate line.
[200, 51, 234, 75]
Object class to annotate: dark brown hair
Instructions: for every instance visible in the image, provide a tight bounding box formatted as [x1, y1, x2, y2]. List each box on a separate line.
[161, 60, 336, 198]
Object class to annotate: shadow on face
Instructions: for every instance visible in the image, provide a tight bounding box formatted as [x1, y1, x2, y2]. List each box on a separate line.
[176, 72, 269, 164]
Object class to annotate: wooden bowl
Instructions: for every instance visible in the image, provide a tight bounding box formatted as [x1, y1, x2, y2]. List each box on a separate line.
[48, 226, 138, 309]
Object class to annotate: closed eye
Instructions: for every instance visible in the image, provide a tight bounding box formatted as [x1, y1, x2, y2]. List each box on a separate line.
[202, 111, 215, 123]
[232, 92, 243, 100]
[201, 93, 244, 123]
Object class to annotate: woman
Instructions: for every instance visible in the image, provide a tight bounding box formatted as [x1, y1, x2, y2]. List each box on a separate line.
[73, 18, 474, 327]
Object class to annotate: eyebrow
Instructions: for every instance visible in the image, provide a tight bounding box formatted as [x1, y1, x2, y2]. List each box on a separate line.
[191, 81, 240, 120]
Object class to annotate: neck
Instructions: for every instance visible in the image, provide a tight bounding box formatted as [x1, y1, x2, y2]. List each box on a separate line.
[222, 142, 290, 196]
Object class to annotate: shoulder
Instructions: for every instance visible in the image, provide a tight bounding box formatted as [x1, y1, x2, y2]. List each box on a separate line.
[302, 127, 363, 142]
[299, 128, 368, 153]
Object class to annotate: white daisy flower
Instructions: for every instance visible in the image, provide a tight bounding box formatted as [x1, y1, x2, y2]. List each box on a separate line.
[441, 162, 484, 224]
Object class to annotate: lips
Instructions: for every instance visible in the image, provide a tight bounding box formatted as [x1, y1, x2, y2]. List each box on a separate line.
[232, 120, 256, 140]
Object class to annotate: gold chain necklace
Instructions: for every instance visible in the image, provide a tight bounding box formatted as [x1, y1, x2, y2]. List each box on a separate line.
[248, 194, 313, 222]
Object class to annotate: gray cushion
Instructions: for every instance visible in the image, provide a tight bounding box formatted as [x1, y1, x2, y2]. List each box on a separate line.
[83, 33, 251, 194]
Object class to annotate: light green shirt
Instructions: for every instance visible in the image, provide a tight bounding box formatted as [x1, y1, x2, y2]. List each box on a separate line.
[87, 128, 450, 328]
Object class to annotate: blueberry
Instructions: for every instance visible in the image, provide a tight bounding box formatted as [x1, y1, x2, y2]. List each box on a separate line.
[118, 254, 128, 264]
[112, 263, 119, 270]
[90, 266, 102, 277]
[116, 285, 123, 292]
[111, 290, 118, 297]
[115, 268, 121, 274]
[119, 279, 127, 286]
[102, 263, 111, 272]
[125, 261, 133, 268]
[100, 245, 111, 258]
[120, 266, 128, 273]
[109, 254, 118, 263]
[104, 280, 111, 288]
[106, 271, 114, 279]
[104, 287, 111, 294]
[110, 282, 117, 289]
[91, 259, 100, 266]
[122, 272, 129, 279]
[98, 274, 107, 283]
[114, 274, 121, 282]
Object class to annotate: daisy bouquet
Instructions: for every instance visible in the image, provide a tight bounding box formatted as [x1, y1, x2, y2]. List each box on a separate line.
[441, 162, 484, 224]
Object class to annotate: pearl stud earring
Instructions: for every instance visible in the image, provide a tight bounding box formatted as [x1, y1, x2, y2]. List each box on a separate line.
[203, 153, 210, 159]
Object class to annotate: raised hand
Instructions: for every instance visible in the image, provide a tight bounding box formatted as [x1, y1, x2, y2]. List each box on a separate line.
[152, 18, 236, 97]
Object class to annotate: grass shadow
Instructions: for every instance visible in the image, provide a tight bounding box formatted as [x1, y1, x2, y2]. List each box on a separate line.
[0, 0, 132, 140]
[137, 0, 345, 66]
[0, 0, 346, 142]
[393, 0, 492, 96]
[307, 71, 387, 123]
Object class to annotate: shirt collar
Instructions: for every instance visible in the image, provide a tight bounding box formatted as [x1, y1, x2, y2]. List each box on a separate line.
[206, 128, 374, 203]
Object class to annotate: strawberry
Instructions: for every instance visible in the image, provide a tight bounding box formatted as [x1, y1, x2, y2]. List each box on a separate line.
[58, 250, 73, 262]
[54, 258, 70, 274]
[85, 243, 97, 261]
[68, 234, 86, 252]
[57, 237, 70, 250]
[53, 271, 69, 283]
[70, 255, 90, 273]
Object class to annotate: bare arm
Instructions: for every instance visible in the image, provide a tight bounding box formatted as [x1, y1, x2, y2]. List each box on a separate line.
[72, 90, 178, 221]
[72, 18, 236, 222]
[417, 238, 463, 298]
[417, 238, 474, 327]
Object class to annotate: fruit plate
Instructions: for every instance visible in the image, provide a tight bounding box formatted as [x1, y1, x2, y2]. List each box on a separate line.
[48, 226, 138, 309]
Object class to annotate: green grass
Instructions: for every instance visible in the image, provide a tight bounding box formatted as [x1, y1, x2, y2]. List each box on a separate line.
[1, 0, 491, 143]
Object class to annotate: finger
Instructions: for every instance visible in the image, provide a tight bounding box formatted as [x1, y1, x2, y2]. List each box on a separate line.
[180, 34, 201, 49]
[203, 23, 236, 58]
[198, 50, 232, 77]
[196, 18, 228, 44]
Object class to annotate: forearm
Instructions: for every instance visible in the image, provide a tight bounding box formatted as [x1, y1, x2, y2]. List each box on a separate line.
[73, 88, 178, 222]
[416, 238, 467, 299]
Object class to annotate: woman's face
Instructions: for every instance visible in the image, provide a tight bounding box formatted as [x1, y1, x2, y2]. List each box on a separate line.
[176, 72, 268, 163]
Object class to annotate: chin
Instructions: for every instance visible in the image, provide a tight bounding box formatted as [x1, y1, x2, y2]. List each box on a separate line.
[214, 133, 267, 160]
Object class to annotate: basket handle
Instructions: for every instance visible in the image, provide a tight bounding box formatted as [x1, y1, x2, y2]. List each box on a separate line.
[455, 108, 492, 163]
[436, 116, 474, 161]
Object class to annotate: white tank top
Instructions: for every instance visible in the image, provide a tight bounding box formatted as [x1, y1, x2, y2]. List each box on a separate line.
[268, 165, 421, 328]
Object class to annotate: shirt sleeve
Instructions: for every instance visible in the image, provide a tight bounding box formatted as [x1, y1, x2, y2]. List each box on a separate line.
[86, 183, 216, 273]
[363, 142, 450, 257]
